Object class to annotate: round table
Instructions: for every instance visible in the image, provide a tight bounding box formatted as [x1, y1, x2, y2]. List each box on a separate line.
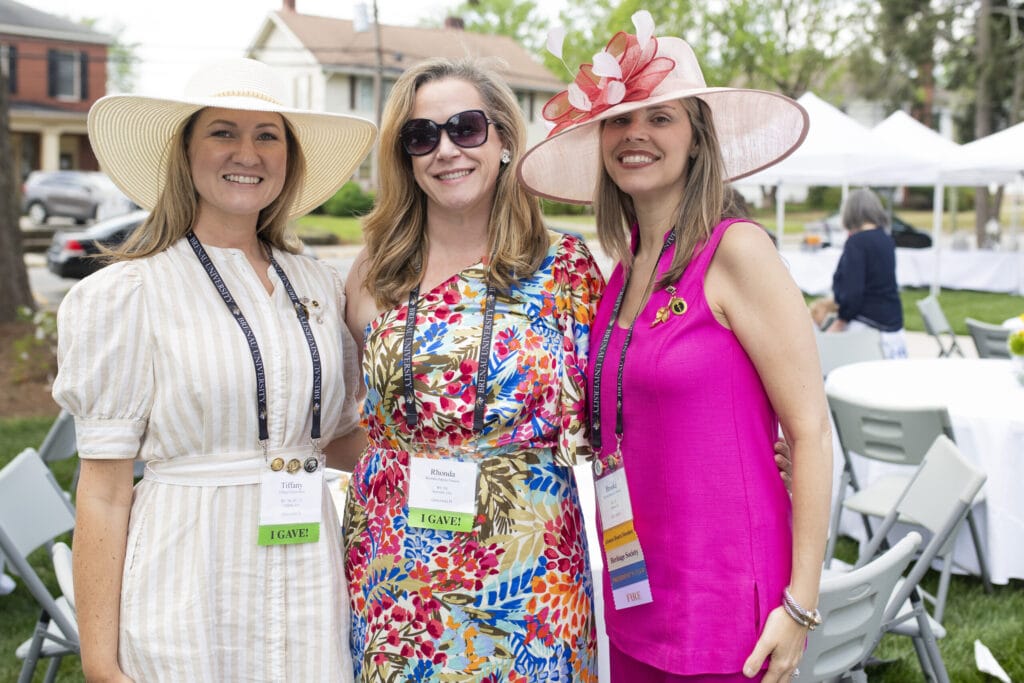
[825, 358, 1024, 584]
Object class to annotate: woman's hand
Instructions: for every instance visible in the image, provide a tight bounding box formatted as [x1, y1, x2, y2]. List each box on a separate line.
[741, 606, 809, 681]
[774, 440, 793, 491]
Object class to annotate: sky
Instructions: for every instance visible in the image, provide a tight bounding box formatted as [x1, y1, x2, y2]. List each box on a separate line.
[25, 0, 461, 95]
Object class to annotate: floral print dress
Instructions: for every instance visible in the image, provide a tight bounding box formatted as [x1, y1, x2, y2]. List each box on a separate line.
[345, 232, 604, 682]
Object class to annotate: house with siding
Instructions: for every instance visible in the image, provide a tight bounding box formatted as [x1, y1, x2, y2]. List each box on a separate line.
[0, 0, 111, 179]
[245, 0, 563, 183]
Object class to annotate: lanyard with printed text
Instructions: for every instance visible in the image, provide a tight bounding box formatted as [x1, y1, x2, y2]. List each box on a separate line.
[402, 283, 496, 433]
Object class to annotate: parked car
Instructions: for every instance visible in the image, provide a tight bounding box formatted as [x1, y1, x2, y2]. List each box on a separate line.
[46, 210, 148, 278]
[804, 212, 933, 249]
[22, 170, 135, 225]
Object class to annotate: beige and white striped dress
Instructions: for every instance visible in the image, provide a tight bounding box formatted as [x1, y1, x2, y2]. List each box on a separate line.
[54, 238, 359, 682]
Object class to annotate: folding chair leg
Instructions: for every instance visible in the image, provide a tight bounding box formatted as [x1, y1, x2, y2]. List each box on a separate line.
[934, 554, 953, 624]
[17, 617, 47, 683]
[44, 656, 63, 683]
[909, 590, 950, 683]
[965, 510, 993, 593]
[825, 469, 851, 567]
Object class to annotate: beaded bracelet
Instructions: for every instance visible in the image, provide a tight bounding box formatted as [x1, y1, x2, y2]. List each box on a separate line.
[783, 587, 822, 630]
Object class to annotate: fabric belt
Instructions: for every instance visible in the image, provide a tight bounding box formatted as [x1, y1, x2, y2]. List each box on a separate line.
[142, 445, 312, 486]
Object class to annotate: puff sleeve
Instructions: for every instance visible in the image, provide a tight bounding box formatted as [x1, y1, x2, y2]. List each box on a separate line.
[553, 234, 606, 466]
[52, 262, 154, 459]
[328, 266, 363, 440]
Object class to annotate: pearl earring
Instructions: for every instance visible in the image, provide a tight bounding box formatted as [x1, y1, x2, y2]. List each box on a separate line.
[500, 148, 511, 164]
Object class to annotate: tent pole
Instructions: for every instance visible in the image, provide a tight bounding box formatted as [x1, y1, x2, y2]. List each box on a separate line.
[775, 182, 785, 246]
[931, 183, 943, 296]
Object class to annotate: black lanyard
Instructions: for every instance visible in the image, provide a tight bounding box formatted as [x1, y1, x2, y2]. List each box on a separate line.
[187, 232, 322, 449]
[402, 283, 497, 433]
[591, 231, 676, 451]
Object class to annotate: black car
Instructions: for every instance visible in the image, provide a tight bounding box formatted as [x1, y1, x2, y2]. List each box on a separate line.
[805, 212, 933, 249]
[46, 210, 148, 278]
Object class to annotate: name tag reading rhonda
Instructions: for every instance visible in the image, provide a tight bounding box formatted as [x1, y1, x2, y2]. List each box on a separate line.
[258, 467, 324, 546]
[408, 456, 479, 532]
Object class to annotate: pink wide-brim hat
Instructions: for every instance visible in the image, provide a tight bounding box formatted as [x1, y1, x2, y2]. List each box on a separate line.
[517, 36, 809, 205]
[88, 58, 377, 218]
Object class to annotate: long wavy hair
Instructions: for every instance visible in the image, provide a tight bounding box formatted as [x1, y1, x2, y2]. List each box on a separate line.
[109, 108, 305, 260]
[361, 58, 547, 310]
[594, 97, 726, 289]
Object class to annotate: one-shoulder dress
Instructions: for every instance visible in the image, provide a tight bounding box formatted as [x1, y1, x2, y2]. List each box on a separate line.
[344, 232, 604, 682]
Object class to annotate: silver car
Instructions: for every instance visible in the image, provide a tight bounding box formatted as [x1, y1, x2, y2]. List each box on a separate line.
[21, 170, 135, 225]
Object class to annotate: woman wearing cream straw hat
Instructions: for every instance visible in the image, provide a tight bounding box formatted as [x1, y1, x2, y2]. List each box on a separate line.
[53, 58, 375, 681]
[520, 12, 832, 682]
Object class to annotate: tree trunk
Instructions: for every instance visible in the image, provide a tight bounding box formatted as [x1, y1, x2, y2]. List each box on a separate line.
[0, 54, 34, 322]
[974, 0, 994, 247]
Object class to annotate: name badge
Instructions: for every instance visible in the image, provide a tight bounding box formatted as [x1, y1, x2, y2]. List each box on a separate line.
[258, 466, 324, 546]
[407, 456, 479, 532]
[596, 466, 653, 609]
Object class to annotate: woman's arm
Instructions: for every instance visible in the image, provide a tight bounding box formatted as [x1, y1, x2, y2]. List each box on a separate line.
[343, 248, 375, 365]
[324, 425, 368, 472]
[73, 459, 137, 683]
[706, 222, 833, 682]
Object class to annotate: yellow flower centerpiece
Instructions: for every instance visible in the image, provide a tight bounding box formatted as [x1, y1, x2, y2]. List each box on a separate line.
[1009, 329, 1024, 385]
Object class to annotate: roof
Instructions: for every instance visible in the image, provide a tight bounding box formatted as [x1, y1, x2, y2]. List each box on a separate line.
[0, 0, 111, 45]
[265, 11, 562, 93]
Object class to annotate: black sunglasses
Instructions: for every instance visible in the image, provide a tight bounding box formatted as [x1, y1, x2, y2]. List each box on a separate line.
[399, 109, 493, 156]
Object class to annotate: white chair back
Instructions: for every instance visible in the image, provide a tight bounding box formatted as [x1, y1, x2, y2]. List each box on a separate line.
[965, 317, 1011, 359]
[799, 532, 922, 682]
[815, 328, 883, 377]
[916, 296, 963, 357]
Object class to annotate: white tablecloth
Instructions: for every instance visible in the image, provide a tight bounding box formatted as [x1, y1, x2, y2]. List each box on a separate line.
[782, 247, 1024, 296]
[825, 358, 1024, 583]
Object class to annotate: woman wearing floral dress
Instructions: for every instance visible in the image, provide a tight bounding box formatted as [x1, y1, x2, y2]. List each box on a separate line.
[343, 57, 602, 681]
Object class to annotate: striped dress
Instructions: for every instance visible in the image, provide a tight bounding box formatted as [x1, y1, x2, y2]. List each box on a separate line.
[53, 238, 360, 682]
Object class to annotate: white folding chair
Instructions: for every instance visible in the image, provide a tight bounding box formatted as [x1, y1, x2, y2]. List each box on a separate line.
[915, 296, 963, 358]
[798, 531, 922, 683]
[825, 395, 991, 622]
[37, 410, 77, 465]
[964, 317, 1011, 359]
[850, 435, 987, 683]
[0, 448, 80, 683]
[815, 328, 883, 377]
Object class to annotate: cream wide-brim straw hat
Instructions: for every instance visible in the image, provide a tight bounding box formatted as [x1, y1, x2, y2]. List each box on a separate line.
[87, 57, 377, 218]
[517, 35, 809, 205]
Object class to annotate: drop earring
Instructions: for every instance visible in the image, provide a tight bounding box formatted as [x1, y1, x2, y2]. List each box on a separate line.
[500, 148, 511, 164]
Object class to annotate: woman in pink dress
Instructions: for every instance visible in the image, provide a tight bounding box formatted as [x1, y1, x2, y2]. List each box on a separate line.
[519, 12, 833, 682]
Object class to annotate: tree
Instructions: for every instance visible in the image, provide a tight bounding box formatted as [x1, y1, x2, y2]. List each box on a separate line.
[0, 60, 34, 322]
[448, 0, 551, 51]
[79, 18, 139, 94]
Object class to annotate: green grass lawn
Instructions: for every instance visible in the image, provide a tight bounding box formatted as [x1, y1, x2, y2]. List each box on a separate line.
[901, 288, 1024, 335]
[2, 417, 1023, 681]
[295, 213, 364, 244]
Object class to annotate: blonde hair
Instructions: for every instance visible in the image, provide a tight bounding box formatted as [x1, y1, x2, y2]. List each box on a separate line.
[595, 98, 725, 289]
[361, 58, 547, 310]
[110, 109, 305, 260]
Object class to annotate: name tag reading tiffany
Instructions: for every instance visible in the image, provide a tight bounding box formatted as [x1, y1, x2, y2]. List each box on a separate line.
[596, 467, 654, 609]
[407, 456, 479, 532]
[258, 467, 324, 546]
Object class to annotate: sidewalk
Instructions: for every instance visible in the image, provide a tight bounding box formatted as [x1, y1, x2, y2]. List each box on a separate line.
[905, 330, 976, 359]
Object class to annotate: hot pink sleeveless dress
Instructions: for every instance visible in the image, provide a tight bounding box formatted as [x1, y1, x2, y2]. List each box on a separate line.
[588, 219, 792, 676]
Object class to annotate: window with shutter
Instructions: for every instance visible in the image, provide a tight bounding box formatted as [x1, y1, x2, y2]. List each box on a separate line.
[48, 49, 82, 100]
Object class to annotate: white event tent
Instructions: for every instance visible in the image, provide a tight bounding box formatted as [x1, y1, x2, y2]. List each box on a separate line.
[735, 93, 1024, 295]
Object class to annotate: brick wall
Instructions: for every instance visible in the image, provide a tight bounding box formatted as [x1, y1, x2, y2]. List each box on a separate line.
[1, 34, 107, 111]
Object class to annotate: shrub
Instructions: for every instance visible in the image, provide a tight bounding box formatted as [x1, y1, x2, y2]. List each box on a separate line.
[805, 186, 843, 210]
[322, 181, 375, 217]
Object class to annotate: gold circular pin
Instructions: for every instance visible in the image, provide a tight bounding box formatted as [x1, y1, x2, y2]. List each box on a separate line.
[670, 298, 688, 315]
[270, 457, 285, 472]
[286, 458, 302, 474]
